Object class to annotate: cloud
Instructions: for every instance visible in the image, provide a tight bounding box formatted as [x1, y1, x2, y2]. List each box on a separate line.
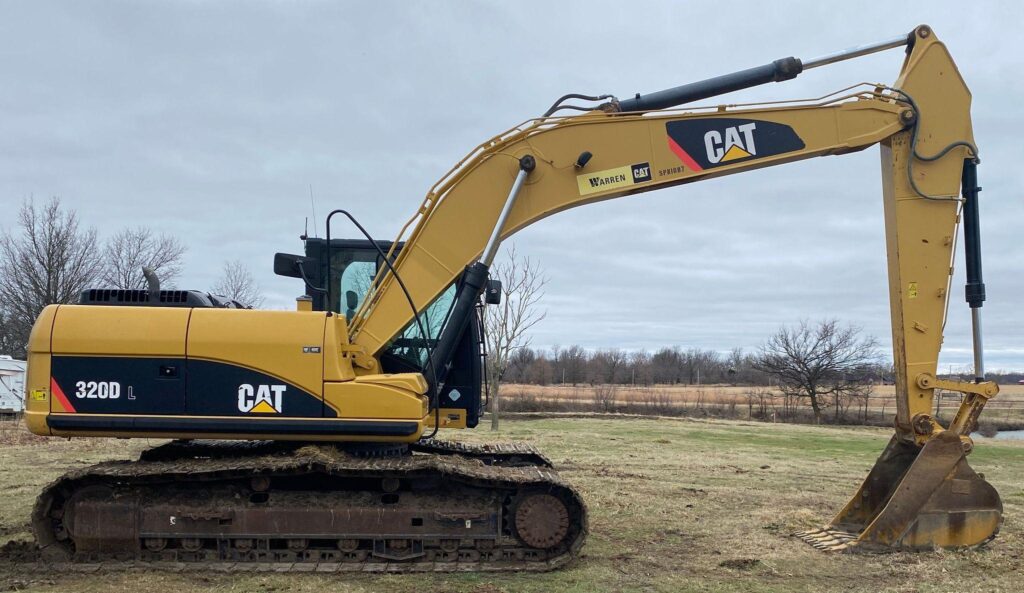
[1, 1, 1021, 369]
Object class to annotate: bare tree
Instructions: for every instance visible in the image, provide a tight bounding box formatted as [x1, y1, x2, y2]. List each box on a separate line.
[0, 198, 104, 357]
[753, 319, 880, 424]
[484, 244, 547, 430]
[593, 384, 618, 412]
[555, 345, 588, 386]
[102, 227, 186, 289]
[629, 350, 652, 386]
[652, 347, 683, 384]
[590, 348, 628, 384]
[212, 260, 265, 308]
[0, 308, 23, 357]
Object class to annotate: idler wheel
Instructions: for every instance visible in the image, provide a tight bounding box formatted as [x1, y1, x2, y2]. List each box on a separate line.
[512, 493, 570, 549]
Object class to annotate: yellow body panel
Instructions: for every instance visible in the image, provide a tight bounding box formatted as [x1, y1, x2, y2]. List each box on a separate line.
[51, 304, 189, 356]
[322, 314, 358, 382]
[323, 378, 428, 419]
[427, 408, 469, 429]
[24, 306, 56, 435]
[353, 373, 428, 393]
[187, 309, 328, 398]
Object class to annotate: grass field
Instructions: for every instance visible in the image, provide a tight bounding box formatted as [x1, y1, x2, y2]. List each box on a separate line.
[2, 417, 1024, 592]
[501, 383, 1024, 429]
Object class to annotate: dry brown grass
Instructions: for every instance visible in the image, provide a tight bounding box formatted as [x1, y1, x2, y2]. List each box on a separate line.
[501, 383, 1024, 429]
[2, 417, 1024, 592]
[0, 417, 47, 446]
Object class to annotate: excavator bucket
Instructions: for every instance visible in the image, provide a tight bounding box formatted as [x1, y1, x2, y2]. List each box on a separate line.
[796, 431, 1002, 551]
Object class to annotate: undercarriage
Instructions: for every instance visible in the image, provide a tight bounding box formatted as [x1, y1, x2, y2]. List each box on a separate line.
[31, 439, 587, 572]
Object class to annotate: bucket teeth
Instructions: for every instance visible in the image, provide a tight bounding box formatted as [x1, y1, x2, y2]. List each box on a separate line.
[794, 528, 859, 552]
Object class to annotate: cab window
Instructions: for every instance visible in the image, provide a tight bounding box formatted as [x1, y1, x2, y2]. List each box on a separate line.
[328, 250, 378, 316]
[383, 283, 457, 368]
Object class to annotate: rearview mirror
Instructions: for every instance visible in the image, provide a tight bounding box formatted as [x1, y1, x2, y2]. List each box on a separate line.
[274, 253, 313, 279]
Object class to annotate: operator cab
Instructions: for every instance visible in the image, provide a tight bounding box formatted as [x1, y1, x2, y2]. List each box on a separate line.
[274, 238, 486, 428]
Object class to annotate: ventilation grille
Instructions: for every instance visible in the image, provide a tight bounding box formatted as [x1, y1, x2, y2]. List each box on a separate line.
[77, 289, 231, 308]
[83, 289, 193, 303]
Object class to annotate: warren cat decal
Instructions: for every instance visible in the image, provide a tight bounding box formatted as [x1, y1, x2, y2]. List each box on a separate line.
[577, 162, 652, 196]
[666, 118, 805, 171]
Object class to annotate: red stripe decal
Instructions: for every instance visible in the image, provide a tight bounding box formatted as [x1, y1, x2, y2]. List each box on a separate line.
[667, 137, 704, 172]
[51, 377, 76, 413]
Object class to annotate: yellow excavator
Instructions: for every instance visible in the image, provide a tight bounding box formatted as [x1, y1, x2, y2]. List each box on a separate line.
[22, 25, 1000, 569]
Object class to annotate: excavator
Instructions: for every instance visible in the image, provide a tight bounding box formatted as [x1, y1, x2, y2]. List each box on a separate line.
[21, 25, 1001, 569]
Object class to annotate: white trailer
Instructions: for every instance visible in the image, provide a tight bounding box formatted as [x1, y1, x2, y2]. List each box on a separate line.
[0, 355, 26, 416]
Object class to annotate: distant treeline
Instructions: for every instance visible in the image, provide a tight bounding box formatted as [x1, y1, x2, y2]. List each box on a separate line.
[499, 345, 1022, 387]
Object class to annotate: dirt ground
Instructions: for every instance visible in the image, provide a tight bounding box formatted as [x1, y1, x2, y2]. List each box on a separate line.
[2, 416, 1024, 593]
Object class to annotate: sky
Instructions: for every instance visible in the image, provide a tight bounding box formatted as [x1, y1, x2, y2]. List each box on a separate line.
[1, 1, 1021, 370]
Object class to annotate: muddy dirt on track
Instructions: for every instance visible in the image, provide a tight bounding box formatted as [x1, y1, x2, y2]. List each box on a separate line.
[24, 439, 588, 573]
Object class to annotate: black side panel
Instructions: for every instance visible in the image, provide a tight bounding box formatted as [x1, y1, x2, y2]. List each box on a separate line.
[46, 415, 417, 436]
[50, 356, 335, 419]
[51, 356, 186, 415]
[186, 359, 335, 418]
[439, 310, 483, 428]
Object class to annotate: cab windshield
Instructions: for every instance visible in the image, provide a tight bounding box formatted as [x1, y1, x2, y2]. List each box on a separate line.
[382, 283, 457, 369]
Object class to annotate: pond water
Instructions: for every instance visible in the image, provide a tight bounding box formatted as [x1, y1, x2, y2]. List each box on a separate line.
[990, 430, 1024, 440]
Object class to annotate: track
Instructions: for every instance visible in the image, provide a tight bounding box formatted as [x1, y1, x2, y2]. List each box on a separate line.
[28, 439, 587, 572]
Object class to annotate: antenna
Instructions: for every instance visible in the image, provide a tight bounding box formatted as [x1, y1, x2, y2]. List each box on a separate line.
[309, 184, 319, 238]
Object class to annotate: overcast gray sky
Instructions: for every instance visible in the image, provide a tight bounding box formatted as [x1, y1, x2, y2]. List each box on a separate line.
[1, 1, 1021, 370]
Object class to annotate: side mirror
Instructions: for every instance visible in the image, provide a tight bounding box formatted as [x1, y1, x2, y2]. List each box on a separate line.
[485, 279, 502, 305]
[345, 290, 359, 311]
[274, 253, 313, 279]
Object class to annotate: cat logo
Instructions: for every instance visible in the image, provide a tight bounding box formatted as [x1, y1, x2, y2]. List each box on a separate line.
[237, 383, 286, 414]
[631, 162, 652, 183]
[665, 118, 805, 171]
[704, 122, 757, 164]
